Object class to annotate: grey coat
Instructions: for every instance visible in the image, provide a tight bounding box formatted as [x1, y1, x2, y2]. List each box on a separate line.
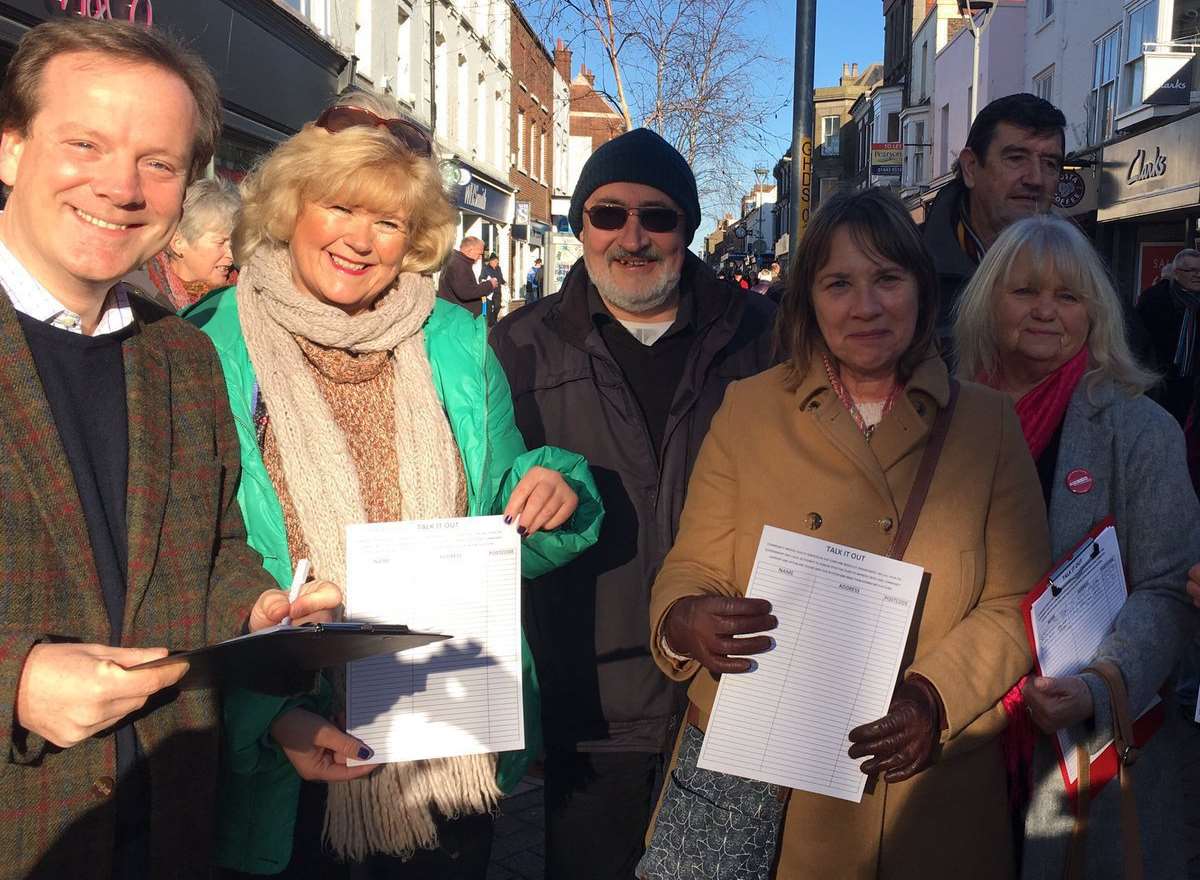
[1022, 380, 1200, 880]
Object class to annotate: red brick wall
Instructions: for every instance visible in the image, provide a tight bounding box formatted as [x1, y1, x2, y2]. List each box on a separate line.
[510, 12, 553, 223]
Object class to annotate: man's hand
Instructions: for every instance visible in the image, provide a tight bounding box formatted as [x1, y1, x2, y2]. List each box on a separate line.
[1186, 562, 1200, 609]
[661, 595, 776, 675]
[248, 581, 344, 632]
[271, 707, 377, 782]
[1021, 675, 1094, 733]
[15, 643, 189, 749]
[847, 677, 942, 783]
[503, 467, 579, 537]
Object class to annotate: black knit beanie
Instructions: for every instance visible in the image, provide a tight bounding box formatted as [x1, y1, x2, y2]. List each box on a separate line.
[569, 128, 701, 246]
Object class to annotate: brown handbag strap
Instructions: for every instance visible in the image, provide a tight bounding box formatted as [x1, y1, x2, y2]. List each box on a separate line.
[887, 379, 959, 561]
[1066, 661, 1143, 880]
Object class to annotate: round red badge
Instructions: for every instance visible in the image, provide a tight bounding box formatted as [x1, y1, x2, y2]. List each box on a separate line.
[1066, 468, 1094, 494]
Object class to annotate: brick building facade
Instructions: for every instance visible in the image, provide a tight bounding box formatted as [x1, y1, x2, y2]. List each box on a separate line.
[509, 5, 556, 300]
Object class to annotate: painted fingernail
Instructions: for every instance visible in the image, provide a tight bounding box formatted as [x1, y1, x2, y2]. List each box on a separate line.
[517, 525, 527, 536]
[357, 746, 373, 760]
[504, 515, 513, 525]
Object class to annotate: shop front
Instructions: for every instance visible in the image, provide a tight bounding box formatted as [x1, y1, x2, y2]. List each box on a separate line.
[0, 0, 351, 177]
[1097, 109, 1200, 301]
[445, 159, 515, 310]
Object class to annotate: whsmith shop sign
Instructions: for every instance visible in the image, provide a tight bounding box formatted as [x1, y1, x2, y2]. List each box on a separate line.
[1099, 112, 1200, 222]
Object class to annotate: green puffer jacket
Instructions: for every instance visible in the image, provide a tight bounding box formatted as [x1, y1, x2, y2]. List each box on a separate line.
[184, 286, 604, 874]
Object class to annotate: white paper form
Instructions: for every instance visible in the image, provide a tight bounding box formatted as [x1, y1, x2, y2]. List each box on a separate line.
[1029, 524, 1142, 783]
[344, 516, 523, 765]
[697, 525, 924, 803]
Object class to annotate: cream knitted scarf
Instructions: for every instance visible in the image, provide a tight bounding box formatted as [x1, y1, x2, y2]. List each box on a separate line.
[238, 245, 500, 860]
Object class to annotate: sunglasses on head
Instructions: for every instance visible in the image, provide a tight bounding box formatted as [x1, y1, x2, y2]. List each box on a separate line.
[584, 204, 684, 234]
[314, 105, 434, 158]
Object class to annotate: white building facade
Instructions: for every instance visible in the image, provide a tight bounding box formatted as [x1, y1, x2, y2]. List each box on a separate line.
[282, 0, 517, 288]
[930, 0, 1027, 183]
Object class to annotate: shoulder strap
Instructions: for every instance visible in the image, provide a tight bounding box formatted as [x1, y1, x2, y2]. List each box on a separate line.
[1067, 660, 1143, 880]
[887, 379, 960, 561]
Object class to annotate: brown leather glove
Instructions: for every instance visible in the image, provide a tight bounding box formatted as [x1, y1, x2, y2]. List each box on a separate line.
[846, 675, 944, 783]
[662, 595, 777, 675]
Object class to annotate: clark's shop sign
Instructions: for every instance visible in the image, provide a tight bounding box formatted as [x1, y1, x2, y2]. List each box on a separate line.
[52, 1, 154, 25]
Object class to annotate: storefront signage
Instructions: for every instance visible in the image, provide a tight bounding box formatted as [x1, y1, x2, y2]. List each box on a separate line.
[1127, 147, 1168, 185]
[870, 142, 902, 182]
[1147, 57, 1194, 106]
[1138, 242, 1185, 293]
[1098, 112, 1200, 222]
[54, 0, 153, 25]
[1055, 170, 1087, 210]
[450, 163, 513, 224]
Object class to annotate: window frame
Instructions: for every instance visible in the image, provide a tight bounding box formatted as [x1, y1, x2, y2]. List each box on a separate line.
[1089, 26, 1122, 145]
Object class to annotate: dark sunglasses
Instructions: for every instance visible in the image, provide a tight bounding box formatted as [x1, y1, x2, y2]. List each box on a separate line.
[315, 105, 433, 158]
[584, 204, 683, 233]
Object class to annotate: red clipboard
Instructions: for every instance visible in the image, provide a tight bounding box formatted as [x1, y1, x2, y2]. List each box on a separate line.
[1019, 515, 1163, 805]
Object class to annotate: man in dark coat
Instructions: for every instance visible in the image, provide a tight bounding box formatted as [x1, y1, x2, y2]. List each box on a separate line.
[436, 235, 496, 317]
[1138, 248, 1200, 424]
[0, 19, 346, 880]
[480, 251, 505, 325]
[489, 128, 778, 880]
[921, 93, 1065, 347]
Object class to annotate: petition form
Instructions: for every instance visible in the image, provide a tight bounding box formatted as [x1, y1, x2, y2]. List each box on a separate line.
[698, 526, 923, 802]
[344, 515, 523, 765]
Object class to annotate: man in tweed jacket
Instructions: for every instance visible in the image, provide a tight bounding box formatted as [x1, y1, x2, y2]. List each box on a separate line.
[0, 20, 353, 879]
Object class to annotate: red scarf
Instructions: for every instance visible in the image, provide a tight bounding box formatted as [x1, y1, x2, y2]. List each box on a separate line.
[985, 346, 1089, 810]
[1010, 347, 1090, 460]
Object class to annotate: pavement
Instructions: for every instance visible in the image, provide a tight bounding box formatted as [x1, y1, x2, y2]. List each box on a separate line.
[488, 777, 546, 880]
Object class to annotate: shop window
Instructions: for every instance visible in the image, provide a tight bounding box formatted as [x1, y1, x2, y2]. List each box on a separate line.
[1121, 1, 1159, 110]
[1089, 27, 1121, 143]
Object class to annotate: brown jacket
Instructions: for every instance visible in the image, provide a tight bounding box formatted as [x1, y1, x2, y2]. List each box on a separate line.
[0, 291, 275, 879]
[648, 355, 1050, 879]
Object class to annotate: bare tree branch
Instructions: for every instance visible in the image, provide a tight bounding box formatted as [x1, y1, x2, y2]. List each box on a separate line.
[522, 0, 787, 217]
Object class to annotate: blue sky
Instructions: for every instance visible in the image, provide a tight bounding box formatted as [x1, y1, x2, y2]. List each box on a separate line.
[564, 0, 883, 213]
[740, 0, 885, 187]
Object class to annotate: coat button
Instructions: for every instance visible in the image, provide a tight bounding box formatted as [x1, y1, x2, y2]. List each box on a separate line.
[879, 517, 894, 533]
[805, 512, 823, 530]
[91, 776, 115, 800]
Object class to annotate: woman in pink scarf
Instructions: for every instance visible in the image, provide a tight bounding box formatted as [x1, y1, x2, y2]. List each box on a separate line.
[954, 214, 1199, 879]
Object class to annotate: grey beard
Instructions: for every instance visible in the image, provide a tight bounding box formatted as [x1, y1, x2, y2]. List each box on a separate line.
[585, 253, 681, 316]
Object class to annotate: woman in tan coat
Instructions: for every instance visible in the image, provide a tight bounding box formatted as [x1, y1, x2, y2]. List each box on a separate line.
[644, 188, 1051, 879]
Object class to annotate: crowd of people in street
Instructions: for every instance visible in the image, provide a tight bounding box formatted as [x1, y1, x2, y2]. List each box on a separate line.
[1, 15, 1199, 880]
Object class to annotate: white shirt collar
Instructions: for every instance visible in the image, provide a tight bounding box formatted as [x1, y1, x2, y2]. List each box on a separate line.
[0, 236, 134, 336]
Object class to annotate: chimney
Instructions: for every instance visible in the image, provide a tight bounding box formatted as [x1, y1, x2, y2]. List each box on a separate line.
[554, 38, 573, 82]
[852, 63, 859, 78]
[842, 63, 851, 80]
[581, 63, 596, 87]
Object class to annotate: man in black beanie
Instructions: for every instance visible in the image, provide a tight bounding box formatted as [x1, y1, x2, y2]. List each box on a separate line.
[489, 128, 778, 879]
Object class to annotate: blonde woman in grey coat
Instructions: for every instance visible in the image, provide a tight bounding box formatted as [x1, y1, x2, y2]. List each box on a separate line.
[955, 214, 1200, 879]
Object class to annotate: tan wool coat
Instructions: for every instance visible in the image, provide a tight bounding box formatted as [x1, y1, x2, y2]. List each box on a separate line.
[648, 354, 1051, 880]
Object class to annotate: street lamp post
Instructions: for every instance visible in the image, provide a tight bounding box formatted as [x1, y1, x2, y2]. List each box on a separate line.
[790, 0, 818, 250]
[753, 165, 769, 259]
[958, 0, 995, 124]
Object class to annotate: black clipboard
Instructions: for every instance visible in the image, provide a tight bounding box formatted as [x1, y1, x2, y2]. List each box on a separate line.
[131, 622, 451, 693]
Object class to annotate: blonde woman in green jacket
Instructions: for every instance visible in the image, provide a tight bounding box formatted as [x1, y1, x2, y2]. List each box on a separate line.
[186, 93, 603, 878]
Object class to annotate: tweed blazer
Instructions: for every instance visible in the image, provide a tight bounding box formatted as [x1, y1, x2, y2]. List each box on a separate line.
[648, 354, 1051, 879]
[0, 289, 276, 879]
[1023, 381, 1200, 880]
